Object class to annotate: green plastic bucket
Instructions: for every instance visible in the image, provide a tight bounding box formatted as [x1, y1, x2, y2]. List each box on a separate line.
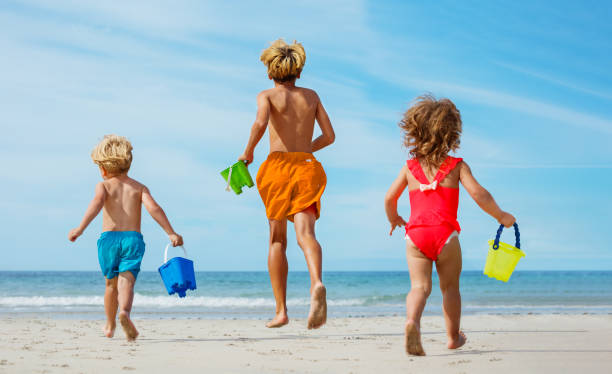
[220, 161, 254, 195]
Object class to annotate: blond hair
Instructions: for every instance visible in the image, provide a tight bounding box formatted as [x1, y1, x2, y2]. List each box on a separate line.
[400, 95, 462, 168]
[91, 135, 133, 174]
[260, 39, 306, 82]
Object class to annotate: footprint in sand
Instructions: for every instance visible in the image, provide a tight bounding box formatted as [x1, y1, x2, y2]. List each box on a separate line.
[449, 359, 471, 365]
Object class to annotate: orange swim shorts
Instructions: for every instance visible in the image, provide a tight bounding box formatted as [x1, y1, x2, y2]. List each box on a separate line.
[256, 152, 327, 222]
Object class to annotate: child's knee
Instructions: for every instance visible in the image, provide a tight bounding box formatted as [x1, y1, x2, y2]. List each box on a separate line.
[296, 232, 316, 249]
[411, 282, 432, 297]
[269, 235, 287, 250]
[439, 279, 460, 293]
[105, 277, 118, 289]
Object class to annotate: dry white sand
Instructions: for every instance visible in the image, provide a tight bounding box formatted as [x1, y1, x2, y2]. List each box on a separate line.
[1, 314, 611, 373]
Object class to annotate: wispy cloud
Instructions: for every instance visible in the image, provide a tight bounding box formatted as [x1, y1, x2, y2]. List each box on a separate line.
[383, 76, 612, 134]
[494, 61, 612, 101]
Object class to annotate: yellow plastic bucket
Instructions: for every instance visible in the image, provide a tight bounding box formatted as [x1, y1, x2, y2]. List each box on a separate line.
[484, 223, 525, 282]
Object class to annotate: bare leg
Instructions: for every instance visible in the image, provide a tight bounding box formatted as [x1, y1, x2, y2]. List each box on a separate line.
[103, 277, 118, 338]
[435, 237, 466, 349]
[266, 218, 289, 328]
[294, 205, 326, 330]
[117, 271, 138, 341]
[405, 243, 432, 356]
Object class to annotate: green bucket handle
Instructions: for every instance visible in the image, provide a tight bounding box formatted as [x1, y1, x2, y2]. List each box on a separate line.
[493, 223, 520, 250]
[220, 160, 254, 195]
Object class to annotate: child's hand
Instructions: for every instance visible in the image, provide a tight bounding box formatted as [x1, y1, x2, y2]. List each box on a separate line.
[498, 211, 516, 228]
[238, 152, 253, 166]
[389, 215, 407, 236]
[68, 228, 83, 242]
[169, 233, 184, 247]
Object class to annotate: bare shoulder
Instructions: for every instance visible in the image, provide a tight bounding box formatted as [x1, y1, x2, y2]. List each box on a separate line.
[458, 160, 471, 174]
[299, 87, 320, 100]
[400, 164, 410, 179]
[124, 176, 146, 192]
[96, 181, 107, 193]
[257, 89, 274, 99]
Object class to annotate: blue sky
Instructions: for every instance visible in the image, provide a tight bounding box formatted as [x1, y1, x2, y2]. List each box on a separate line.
[1, 0, 611, 271]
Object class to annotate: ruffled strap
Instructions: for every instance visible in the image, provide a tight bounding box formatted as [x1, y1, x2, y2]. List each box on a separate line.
[433, 156, 463, 183]
[406, 159, 430, 184]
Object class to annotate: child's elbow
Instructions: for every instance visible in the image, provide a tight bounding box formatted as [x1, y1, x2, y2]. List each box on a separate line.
[327, 132, 335, 145]
[253, 120, 267, 132]
[384, 191, 396, 205]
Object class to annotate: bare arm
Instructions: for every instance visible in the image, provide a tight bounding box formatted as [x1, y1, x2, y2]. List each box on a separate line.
[142, 186, 183, 246]
[384, 166, 409, 235]
[238, 92, 270, 165]
[459, 162, 515, 227]
[311, 96, 335, 152]
[68, 182, 106, 241]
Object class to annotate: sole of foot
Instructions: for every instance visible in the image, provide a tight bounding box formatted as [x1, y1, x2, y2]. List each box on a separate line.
[307, 283, 327, 330]
[447, 331, 467, 349]
[266, 314, 289, 328]
[405, 321, 425, 356]
[118, 312, 139, 342]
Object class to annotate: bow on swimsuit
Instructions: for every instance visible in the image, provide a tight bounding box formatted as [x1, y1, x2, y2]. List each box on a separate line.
[404, 156, 463, 261]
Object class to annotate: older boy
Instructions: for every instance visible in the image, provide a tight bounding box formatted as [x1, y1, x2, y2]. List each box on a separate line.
[69, 135, 183, 341]
[239, 39, 335, 329]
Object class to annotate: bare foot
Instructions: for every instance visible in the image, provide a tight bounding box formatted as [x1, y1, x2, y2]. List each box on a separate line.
[307, 283, 327, 330]
[103, 321, 116, 338]
[447, 331, 467, 349]
[405, 321, 425, 356]
[266, 312, 289, 328]
[118, 312, 139, 341]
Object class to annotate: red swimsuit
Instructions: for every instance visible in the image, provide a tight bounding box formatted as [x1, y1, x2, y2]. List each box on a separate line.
[405, 156, 463, 261]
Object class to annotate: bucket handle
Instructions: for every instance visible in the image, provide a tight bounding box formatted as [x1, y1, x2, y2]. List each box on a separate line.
[164, 243, 188, 264]
[224, 164, 234, 192]
[493, 223, 520, 250]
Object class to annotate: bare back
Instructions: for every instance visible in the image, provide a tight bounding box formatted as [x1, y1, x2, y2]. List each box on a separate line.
[264, 86, 320, 153]
[101, 176, 144, 232]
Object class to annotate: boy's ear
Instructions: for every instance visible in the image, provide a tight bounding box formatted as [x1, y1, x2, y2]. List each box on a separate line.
[268, 74, 273, 80]
[297, 72, 301, 79]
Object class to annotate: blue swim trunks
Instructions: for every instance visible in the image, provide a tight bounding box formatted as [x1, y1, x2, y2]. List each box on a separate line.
[97, 231, 145, 280]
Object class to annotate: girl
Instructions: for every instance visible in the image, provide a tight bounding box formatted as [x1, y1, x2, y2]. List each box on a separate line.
[384, 95, 516, 355]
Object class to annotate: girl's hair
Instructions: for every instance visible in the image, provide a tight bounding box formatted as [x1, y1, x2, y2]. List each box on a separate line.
[260, 39, 306, 82]
[399, 94, 462, 168]
[91, 134, 133, 174]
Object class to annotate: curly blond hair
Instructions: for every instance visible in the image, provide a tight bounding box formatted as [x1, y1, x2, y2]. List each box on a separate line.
[400, 95, 462, 168]
[260, 39, 306, 82]
[91, 135, 133, 174]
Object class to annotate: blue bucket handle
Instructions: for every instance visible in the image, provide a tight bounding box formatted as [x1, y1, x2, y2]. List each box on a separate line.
[164, 244, 188, 264]
[493, 223, 520, 250]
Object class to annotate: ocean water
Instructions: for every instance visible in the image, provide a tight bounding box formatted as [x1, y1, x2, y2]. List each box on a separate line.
[0, 271, 610, 319]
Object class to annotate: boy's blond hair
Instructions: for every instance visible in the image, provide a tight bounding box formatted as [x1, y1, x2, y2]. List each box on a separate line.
[260, 39, 306, 82]
[400, 95, 462, 168]
[91, 135, 133, 174]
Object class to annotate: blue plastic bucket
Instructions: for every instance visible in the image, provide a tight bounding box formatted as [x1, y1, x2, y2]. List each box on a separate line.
[158, 244, 196, 298]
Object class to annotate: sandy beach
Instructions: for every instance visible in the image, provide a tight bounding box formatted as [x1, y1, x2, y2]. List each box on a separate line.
[1, 314, 611, 373]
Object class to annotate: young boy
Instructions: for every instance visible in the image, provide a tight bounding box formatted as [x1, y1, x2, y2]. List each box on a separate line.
[68, 135, 183, 341]
[238, 39, 335, 329]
